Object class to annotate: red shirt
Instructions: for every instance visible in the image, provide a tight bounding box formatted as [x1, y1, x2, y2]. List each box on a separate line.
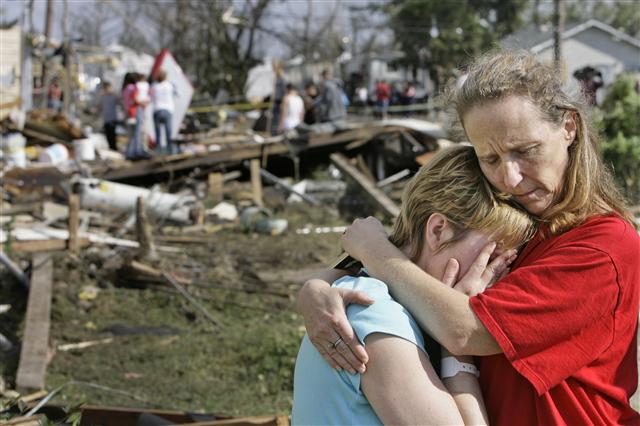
[471, 215, 640, 425]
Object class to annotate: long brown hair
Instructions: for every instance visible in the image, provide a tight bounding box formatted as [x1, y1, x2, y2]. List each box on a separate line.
[389, 145, 535, 261]
[450, 50, 634, 234]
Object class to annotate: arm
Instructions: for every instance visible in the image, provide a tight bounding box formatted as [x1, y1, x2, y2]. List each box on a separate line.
[342, 217, 513, 356]
[361, 334, 465, 425]
[441, 348, 488, 425]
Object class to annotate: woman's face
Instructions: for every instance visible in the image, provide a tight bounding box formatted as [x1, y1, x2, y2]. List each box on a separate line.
[463, 96, 575, 216]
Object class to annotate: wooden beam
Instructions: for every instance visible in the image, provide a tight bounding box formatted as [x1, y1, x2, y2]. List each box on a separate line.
[16, 254, 53, 391]
[330, 153, 400, 218]
[136, 197, 157, 260]
[208, 172, 224, 204]
[67, 194, 79, 253]
[3, 238, 90, 253]
[250, 159, 263, 207]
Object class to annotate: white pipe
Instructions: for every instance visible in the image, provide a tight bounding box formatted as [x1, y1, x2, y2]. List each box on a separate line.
[77, 178, 196, 224]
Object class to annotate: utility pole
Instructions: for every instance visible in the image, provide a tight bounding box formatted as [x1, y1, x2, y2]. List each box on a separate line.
[41, 0, 53, 107]
[553, 0, 565, 73]
[62, 0, 72, 115]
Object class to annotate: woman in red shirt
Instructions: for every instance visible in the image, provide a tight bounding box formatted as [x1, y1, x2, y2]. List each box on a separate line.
[298, 51, 639, 425]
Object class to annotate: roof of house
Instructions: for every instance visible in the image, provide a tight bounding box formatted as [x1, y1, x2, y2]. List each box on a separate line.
[501, 18, 640, 53]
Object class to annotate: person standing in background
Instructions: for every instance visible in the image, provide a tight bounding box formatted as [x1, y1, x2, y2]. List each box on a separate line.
[278, 83, 304, 134]
[100, 81, 119, 151]
[271, 61, 287, 135]
[315, 69, 346, 124]
[151, 70, 178, 155]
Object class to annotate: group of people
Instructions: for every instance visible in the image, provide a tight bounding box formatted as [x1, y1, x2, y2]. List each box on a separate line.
[292, 50, 639, 425]
[372, 79, 417, 119]
[271, 67, 347, 136]
[97, 70, 177, 160]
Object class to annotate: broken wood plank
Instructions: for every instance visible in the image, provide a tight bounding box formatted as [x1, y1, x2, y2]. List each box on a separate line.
[250, 159, 263, 207]
[3, 238, 90, 253]
[136, 197, 157, 260]
[330, 153, 400, 218]
[68, 194, 80, 253]
[208, 172, 224, 204]
[257, 168, 320, 206]
[16, 254, 53, 391]
[128, 261, 191, 286]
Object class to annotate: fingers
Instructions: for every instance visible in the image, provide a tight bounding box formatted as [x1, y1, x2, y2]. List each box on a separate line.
[441, 258, 460, 287]
[332, 313, 368, 373]
[482, 248, 518, 285]
[311, 331, 367, 374]
[340, 289, 375, 306]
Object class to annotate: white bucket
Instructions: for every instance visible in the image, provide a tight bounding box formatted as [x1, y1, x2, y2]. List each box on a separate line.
[73, 138, 96, 161]
[1, 132, 27, 168]
[38, 143, 69, 164]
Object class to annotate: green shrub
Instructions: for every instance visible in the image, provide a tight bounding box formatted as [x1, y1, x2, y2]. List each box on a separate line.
[595, 73, 640, 204]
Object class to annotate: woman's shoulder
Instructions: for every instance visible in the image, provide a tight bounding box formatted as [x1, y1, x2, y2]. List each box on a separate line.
[535, 214, 639, 267]
[560, 214, 638, 245]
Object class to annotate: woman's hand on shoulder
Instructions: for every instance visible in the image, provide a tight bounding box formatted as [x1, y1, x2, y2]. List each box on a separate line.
[298, 278, 373, 374]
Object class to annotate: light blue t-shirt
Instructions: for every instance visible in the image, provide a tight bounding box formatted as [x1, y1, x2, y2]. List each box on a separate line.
[291, 275, 426, 425]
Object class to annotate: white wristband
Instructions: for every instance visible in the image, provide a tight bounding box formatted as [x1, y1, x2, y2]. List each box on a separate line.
[441, 356, 480, 379]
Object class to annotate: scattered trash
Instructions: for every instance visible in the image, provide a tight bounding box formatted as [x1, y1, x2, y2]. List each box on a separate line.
[77, 285, 100, 301]
[207, 201, 238, 222]
[37, 143, 69, 165]
[240, 206, 288, 235]
[57, 337, 113, 352]
[295, 226, 347, 235]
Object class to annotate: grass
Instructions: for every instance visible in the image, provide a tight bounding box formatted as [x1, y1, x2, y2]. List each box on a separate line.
[2, 201, 348, 418]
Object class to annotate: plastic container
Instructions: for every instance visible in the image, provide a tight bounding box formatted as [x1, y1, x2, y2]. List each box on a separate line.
[1, 132, 27, 168]
[73, 138, 96, 161]
[38, 143, 69, 164]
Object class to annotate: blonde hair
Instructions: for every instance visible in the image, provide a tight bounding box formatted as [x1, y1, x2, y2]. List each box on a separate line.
[389, 145, 535, 261]
[451, 50, 634, 234]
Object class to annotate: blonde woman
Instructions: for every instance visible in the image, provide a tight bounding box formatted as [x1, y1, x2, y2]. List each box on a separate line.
[298, 51, 640, 425]
[292, 145, 535, 425]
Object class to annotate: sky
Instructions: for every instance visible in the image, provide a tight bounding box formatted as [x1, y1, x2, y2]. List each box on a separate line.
[1, 0, 390, 58]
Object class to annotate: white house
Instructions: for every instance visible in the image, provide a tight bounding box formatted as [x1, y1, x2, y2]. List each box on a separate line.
[502, 19, 640, 100]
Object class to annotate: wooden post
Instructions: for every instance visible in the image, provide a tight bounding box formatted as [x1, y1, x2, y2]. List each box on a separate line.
[67, 194, 79, 253]
[16, 254, 53, 391]
[136, 197, 157, 260]
[208, 172, 224, 204]
[250, 159, 263, 207]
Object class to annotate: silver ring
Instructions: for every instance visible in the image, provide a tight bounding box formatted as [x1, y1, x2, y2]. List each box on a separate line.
[331, 336, 343, 349]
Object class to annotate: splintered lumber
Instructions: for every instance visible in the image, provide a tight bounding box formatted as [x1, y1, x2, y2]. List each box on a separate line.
[67, 194, 80, 253]
[136, 197, 157, 260]
[5, 237, 90, 253]
[2, 414, 47, 426]
[250, 159, 263, 207]
[257, 168, 320, 206]
[37, 405, 290, 426]
[16, 254, 53, 391]
[208, 172, 224, 204]
[330, 153, 400, 218]
[161, 272, 223, 328]
[128, 260, 191, 286]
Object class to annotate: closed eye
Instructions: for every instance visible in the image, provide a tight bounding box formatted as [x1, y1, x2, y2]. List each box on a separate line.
[517, 145, 539, 156]
[480, 156, 499, 165]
